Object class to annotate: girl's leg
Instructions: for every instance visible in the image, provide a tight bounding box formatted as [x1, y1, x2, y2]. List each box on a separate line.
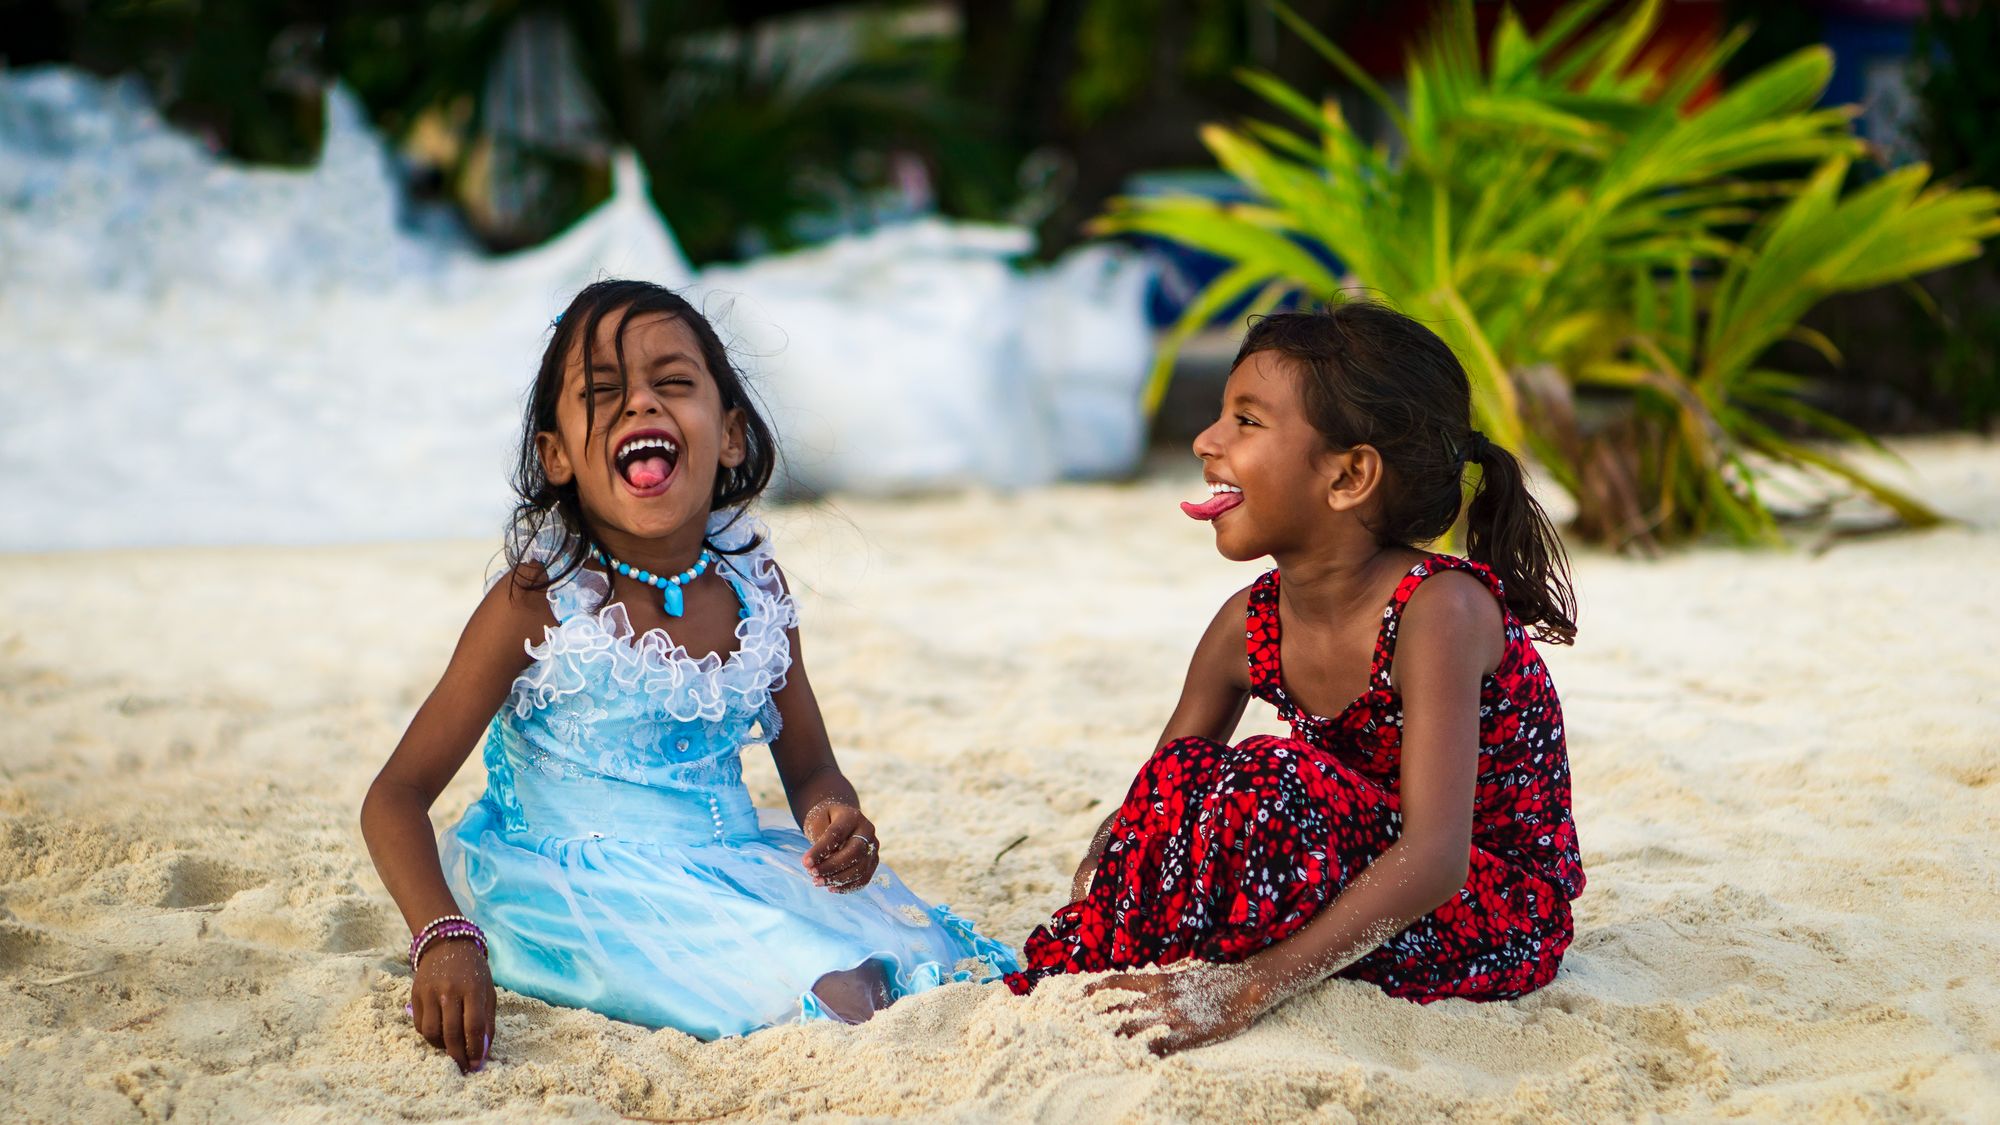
[1004, 736, 1239, 990]
[1005, 735, 1397, 992]
[810, 961, 891, 1024]
[1193, 736, 1397, 962]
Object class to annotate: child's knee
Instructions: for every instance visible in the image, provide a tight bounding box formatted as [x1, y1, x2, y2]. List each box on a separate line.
[1209, 758, 1306, 820]
[1152, 736, 1228, 768]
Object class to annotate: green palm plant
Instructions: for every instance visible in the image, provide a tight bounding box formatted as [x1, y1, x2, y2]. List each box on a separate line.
[1101, 0, 2000, 547]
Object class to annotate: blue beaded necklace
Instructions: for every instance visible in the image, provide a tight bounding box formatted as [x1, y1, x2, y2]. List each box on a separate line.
[592, 545, 717, 618]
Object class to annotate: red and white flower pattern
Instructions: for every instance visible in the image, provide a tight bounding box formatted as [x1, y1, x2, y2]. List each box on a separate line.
[1005, 555, 1583, 1002]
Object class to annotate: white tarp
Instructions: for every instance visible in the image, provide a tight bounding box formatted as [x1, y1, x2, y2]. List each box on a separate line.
[0, 67, 1153, 550]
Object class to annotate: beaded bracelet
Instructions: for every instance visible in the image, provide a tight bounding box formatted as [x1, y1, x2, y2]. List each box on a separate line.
[412, 923, 487, 973]
[409, 914, 472, 967]
[410, 915, 488, 974]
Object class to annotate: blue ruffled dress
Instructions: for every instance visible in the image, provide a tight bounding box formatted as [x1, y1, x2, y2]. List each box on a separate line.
[439, 513, 1017, 1039]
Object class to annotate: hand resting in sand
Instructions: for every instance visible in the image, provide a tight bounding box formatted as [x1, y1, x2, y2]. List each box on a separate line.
[411, 935, 497, 1072]
[1088, 963, 1263, 1057]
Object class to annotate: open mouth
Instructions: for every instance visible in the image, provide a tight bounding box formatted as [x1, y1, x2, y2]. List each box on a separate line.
[1180, 481, 1243, 522]
[615, 430, 680, 496]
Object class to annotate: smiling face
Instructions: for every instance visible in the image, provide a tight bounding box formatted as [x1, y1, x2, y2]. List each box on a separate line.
[1188, 349, 1372, 562]
[535, 310, 746, 548]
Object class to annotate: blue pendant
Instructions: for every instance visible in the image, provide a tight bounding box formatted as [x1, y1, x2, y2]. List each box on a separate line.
[662, 583, 685, 617]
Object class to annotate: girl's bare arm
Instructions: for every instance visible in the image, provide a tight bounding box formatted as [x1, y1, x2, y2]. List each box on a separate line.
[761, 568, 877, 889]
[1227, 571, 1498, 1002]
[1069, 589, 1253, 899]
[360, 571, 543, 927]
[1154, 587, 1256, 749]
[358, 569, 544, 1073]
[1100, 572, 1500, 1055]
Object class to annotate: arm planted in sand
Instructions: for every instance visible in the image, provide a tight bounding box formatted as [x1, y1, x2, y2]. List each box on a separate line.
[360, 567, 546, 1073]
[1097, 574, 1500, 1056]
[1070, 590, 1254, 902]
[763, 566, 880, 895]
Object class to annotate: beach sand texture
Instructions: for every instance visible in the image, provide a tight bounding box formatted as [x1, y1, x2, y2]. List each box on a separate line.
[3, 437, 1997, 1123]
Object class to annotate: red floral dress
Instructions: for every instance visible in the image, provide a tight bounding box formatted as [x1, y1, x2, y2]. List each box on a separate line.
[1004, 555, 1583, 1002]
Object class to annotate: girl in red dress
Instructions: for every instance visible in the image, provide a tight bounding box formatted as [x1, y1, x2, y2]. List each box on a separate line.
[1005, 304, 1584, 1055]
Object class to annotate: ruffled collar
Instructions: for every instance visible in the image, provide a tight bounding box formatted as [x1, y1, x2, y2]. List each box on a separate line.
[503, 508, 797, 724]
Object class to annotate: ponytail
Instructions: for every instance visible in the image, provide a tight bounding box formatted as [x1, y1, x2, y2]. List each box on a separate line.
[1462, 431, 1577, 645]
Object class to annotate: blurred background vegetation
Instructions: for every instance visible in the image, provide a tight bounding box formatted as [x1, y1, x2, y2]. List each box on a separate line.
[1101, 0, 1999, 547]
[3, 0, 1995, 548]
[1, 0, 1339, 260]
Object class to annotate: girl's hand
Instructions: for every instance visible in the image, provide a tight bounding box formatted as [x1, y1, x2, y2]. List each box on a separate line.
[802, 800, 879, 894]
[411, 939, 497, 1073]
[1086, 964, 1268, 1057]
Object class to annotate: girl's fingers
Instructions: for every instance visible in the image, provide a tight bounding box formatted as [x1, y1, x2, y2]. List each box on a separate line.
[803, 824, 850, 869]
[827, 863, 871, 893]
[478, 983, 499, 1067]
[464, 993, 487, 1070]
[1086, 973, 1156, 1001]
[811, 836, 869, 882]
[414, 991, 443, 1048]
[440, 999, 469, 1073]
[1115, 1013, 1167, 1039]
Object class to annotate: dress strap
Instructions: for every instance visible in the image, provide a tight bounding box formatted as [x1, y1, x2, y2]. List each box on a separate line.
[1245, 569, 1284, 703]
[1372, 554, 1507, 690]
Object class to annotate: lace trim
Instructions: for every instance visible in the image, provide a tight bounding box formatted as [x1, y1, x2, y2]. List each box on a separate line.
[927, 902, 1020, 982]
[479, 716, 529, 832]
[502, 509, 798, 724]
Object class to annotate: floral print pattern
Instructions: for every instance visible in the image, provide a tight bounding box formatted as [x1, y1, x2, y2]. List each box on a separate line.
[1005, 555, 1583, 1002]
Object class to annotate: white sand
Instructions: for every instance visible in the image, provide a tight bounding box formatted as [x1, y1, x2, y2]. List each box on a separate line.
[3, 436, 1998, 1122]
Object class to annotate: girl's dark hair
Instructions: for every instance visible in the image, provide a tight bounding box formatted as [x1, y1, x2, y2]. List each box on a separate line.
[506, 279, 778, 590]
[1237, 304, 1577, 644]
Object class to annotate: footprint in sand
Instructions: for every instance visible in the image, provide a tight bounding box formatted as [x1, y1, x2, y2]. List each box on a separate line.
[312, 896, 395, 954]
[0, 920, 99, 980]
[136, 853, 269, 910]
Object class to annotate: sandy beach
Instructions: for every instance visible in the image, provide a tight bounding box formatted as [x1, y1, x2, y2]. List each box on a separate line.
[3, 435, 1997, 1122]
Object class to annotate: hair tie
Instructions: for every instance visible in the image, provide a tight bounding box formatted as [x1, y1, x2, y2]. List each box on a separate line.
[1460, 429, 1492, 464]
[1448, 429, 1491, 465]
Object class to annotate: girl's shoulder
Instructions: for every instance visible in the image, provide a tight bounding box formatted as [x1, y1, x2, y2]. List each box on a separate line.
[448, 557, 563, 687]
[1389, 555, 1509, 682]
[1396, 553, 1509, 617]
[1400, 563, 1504, 635]
[490, 525, 605, 623]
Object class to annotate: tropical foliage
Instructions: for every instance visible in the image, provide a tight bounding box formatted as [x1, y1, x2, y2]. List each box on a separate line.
[1100, 0, 2000, 548]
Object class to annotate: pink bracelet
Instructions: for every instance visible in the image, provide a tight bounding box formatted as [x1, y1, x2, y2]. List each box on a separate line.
[410, 916, 487, 973]
[412, 924, 487, 972]
[409, 914, 473, 966]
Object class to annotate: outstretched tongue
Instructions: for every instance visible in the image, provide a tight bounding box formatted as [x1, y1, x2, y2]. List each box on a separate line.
[1181, 491, 1243, 521]
[626, 456, 671, 489]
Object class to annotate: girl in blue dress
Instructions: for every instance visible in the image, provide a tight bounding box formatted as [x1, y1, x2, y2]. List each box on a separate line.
[360, 279, 1016, 1071]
